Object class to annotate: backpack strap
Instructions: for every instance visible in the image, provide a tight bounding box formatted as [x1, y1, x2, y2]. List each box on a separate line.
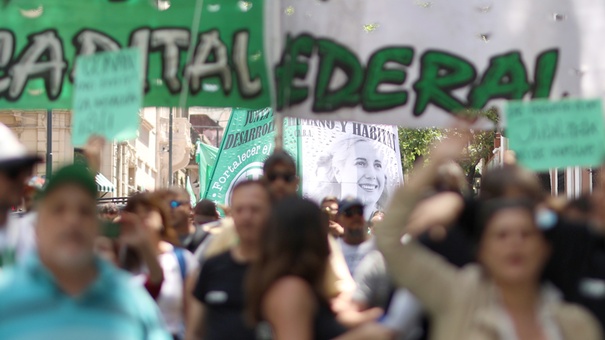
[174, 247, 187, 283]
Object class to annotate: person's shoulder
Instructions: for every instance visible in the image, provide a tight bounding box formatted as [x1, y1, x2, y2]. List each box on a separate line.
[554, 302, 603, 338]
[265, 276, 315, 309]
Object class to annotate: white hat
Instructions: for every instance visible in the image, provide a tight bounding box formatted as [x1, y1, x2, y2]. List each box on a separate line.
[0, 123, 42, 169]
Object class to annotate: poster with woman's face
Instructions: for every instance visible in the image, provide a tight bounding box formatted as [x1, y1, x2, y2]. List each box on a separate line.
[291, 118, 404, 220]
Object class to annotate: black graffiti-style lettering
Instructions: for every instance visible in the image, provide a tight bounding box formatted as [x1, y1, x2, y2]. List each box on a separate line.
[185, 30, 231, 94]
[223, 121, 275, 150]
[352, 122, 397, 151]
[71, 29, 121, 81]
[469, 52, 531, 108]
[150, 28, 190, 93]
[413, 50, 477, 116]
[9, 30, 67, 100]
[532, 49, 559, 99]
[275, 34, 314, 110]
[0, 30, 14, 93]
[233, 30, 261, 98]
[244, 108, 272, 126]
[362, 47, 414, 112]
[313, 39, 363, 112]
[129, 28, 151, 92]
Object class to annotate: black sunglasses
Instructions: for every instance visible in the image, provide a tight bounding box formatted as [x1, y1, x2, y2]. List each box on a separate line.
[266, 172, 296, 183]
[343, 206, 364, 217]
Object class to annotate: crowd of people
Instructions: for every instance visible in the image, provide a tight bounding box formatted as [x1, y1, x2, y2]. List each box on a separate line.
[0, 123, 604, 340]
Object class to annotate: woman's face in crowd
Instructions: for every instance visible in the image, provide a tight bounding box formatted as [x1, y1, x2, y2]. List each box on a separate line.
[478, 208, 550, 285]
[338, 141, 385, 206]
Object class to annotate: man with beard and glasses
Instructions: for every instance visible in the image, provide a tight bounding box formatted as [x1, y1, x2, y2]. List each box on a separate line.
[0, 123, 41, 270]
[336, 197, 375, 276]
[0, 164, 171, 340]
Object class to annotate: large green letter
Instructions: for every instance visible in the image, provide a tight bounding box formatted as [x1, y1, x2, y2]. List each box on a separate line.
[532, 49, 559, 99]
[469, 52, 530, 108]
[313, 39, 363, 112]
[413, 51, 476, 116]
[275, 34, 314, 110]
[362, 47, 414, 112]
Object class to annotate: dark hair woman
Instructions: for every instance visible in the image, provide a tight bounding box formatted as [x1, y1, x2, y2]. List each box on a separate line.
[246, 197, 392, 340]
[376, 134, 602, 340]
[122, 192, 198, 340]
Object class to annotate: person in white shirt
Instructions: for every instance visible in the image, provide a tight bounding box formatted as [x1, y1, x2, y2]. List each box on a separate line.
[0, 123, 41, 269]
[336, 197, 375, 276]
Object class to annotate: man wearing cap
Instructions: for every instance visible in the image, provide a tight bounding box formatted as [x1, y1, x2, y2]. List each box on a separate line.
[0, 123, 42, 269]
[0, 164, 171, 339]
[336, 197, 375, 275]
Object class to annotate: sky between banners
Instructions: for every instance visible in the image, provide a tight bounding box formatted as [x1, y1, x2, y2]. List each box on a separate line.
[2, 0, 605, 127]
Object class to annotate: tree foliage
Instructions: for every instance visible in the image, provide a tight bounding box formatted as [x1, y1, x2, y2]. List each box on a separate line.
[398, 108, 500, 184]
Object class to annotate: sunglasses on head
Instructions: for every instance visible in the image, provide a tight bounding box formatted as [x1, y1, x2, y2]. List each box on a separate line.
[343, 206, 364, 217]
[170, 200, 189, 209]
[266, 172, 296, 183]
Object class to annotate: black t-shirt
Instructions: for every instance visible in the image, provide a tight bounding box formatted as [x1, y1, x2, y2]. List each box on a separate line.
[193, 250, 256, 340]
[543, 219, 605, 329]
[314, 301, 347, 340]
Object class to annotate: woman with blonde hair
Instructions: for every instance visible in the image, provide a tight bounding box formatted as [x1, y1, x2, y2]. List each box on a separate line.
[313, 135, 388, 220]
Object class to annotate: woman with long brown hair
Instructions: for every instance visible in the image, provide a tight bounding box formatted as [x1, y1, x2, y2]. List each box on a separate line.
[122, 192, 199, 340]
[246, 196, 393, 340]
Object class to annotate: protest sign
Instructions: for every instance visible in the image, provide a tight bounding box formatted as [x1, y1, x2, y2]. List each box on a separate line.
[0, 0, 269, 110]
[203, 108, 298, 204]
[276, 0, 603, 127]
[292, 118, 403, 220]
[505, 99, 605, 171]
[72, 49, 142, 146]
[204, 108, 404, 219]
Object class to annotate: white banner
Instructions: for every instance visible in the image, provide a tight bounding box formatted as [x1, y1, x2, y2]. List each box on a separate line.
[288, 118, 404, 219]
[275, 0, 604, 127]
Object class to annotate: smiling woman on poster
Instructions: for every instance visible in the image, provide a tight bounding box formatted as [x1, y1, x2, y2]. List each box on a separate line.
[313, 135, 388, 219]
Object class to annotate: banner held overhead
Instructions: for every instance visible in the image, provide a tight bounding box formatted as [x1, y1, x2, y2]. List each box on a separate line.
[276, 0, 604, 127]
[0, 0, 270, 110]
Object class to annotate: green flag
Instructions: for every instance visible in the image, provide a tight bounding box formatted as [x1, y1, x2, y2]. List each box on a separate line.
[0, 0, 269, 109]
[203, 108, 298, 204]
[196, 141, 219, 199]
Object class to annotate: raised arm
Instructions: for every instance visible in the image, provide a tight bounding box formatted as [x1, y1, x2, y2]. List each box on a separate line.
[374, 132, 470, 314]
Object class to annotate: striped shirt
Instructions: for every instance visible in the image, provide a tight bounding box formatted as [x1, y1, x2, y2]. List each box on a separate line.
[0, 253, 171, 340]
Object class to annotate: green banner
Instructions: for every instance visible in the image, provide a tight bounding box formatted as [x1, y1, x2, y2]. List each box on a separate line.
[196, 140, 219, 199]
[204, 107, 298, 204]
[0, 0, 269, 109]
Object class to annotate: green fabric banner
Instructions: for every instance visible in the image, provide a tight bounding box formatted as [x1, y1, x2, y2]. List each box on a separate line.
[196, 140, 219, 200]
[0, 0, 270, 109]
[203, 107, 298, 204]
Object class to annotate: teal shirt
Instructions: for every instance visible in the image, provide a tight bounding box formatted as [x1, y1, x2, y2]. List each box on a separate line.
[0, 253, 172, 340]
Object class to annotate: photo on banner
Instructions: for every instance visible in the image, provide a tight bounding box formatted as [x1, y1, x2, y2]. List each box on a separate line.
[291, 119, 404, 220]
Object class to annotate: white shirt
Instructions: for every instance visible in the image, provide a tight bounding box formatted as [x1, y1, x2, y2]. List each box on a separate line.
[0, 212, 37, 270]
[336, 237, 375, 275]
[157, 245, 199, 335]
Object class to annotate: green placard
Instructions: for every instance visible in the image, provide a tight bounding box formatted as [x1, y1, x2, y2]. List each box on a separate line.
[506, 99, 605, 171]
[72, 49, 142, 146]
[204, 108, 298, 204]
[0, 0, 269, 110]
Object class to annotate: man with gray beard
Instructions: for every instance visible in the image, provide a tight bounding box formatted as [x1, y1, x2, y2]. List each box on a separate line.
[0, 164, 171, 340]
